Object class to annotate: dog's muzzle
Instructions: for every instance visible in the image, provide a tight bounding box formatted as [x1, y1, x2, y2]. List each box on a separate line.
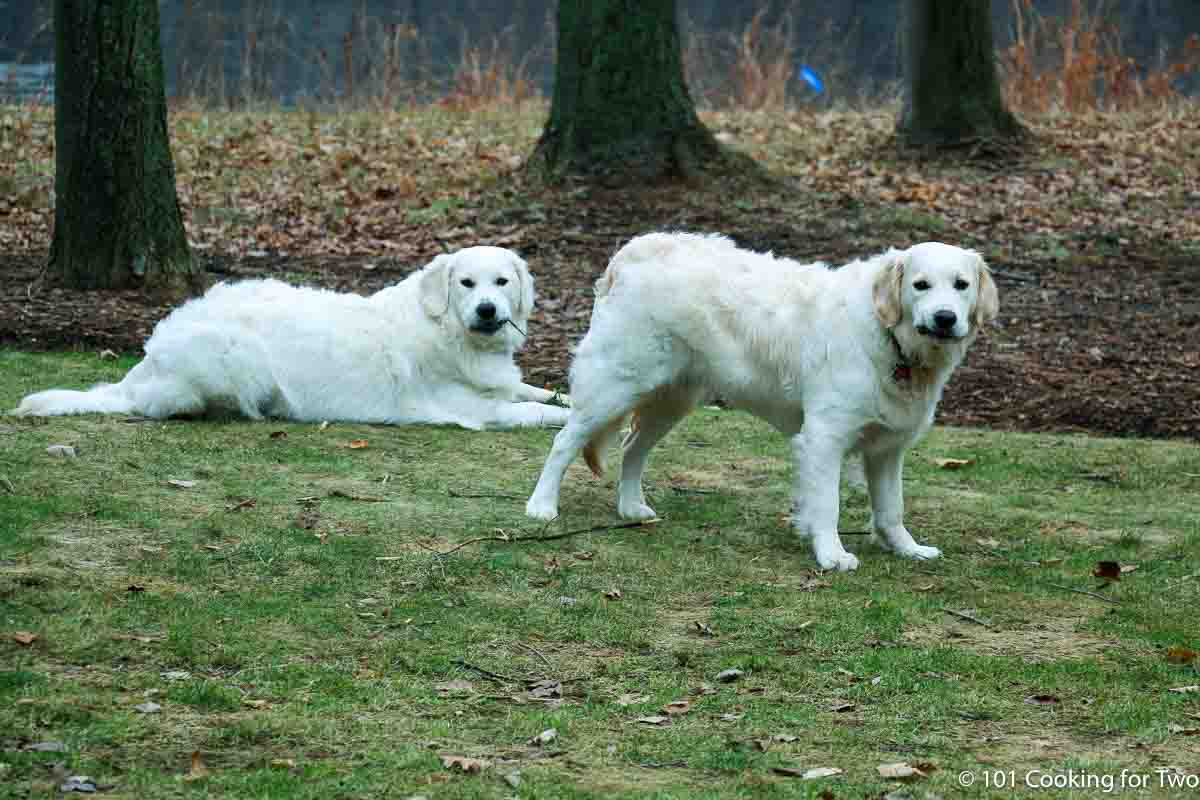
[917, 309, 964, 341]
[470, 319, 506, 335]
[471, 300, 505, 334]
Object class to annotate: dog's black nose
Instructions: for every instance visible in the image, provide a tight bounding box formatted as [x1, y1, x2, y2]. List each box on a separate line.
[933, 309, 957, 330]
[477, 302, 496, 320]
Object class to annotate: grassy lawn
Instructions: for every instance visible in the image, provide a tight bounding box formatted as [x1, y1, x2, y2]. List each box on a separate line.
[1, 351, 1198, 798]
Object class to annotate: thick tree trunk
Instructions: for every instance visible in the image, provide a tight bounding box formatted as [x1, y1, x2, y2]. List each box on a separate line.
[53, 0, 199, 297]
[898, 0, 1026, 146]
[531, 0, 732, 180]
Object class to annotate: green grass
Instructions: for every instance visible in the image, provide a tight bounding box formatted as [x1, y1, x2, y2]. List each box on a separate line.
[1, 352, 1198, 798]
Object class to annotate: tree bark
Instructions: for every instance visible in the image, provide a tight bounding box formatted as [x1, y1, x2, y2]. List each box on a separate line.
[898, 0, 1026, 147]
[531, 0, 735, 180]
[53, 0, 199, 297]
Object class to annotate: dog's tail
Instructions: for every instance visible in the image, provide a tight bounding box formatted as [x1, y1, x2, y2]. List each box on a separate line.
[581, 412, 638, 479]
[11, 363, 146, 417]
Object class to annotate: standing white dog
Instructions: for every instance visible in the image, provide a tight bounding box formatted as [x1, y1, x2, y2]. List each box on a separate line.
[13, 246, 570, 429]
[526, 233, 998, 571]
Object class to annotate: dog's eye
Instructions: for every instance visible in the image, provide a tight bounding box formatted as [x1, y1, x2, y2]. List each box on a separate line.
[460, 278, 475, 288]
[913, 280, 931, 291]
[954, 279, 970, 291]
[495, 278, 508, 286]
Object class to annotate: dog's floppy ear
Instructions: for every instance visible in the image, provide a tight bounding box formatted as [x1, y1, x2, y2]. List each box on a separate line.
[971, 252, 1000, 328]
[512, 252, 535, 321]
[872, 249, 908, 329]
[419, 253, 454, 319]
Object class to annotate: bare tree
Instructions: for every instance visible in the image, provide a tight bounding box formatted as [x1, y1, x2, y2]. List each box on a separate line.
[53, 0, 199, 297]
[898, 0, 1026, 146]
[531, 0, 738, 179]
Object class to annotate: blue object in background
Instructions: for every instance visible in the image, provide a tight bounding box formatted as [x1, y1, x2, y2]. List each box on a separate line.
[798, 65, 824, 94]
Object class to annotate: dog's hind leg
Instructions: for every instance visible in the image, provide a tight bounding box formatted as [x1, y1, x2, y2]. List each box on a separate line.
[526, 390, 642, 522]
[616, 385, 702, 521]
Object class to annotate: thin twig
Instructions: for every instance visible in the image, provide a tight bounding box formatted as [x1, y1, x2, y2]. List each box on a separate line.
[448, 488, 524, 500]
[516, 641, 554, 671]
[451, 658, 523, 684]
[415, 532, 512, 558]
[416, 519, 659, 558]
[1046, 583, 1120, 604]
[329, 489, 386, 502]
[523, 519, 659, 543]
[942, 607, 994, 628]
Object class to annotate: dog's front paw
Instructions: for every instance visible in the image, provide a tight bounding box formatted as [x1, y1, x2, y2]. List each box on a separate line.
[815, 548, 859, 572]
[618, 501, 658, 522]
[525, 497, 559, 522]
[897, 543, 941, 561]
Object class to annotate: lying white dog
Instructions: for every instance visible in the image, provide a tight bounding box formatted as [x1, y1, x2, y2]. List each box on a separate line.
[13, 246, 570, 429]
[526, 233, 998, 571]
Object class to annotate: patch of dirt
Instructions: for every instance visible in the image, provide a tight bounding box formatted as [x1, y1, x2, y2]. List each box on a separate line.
[2, 184, 1197, 441]
[902, 616, 1129, 663]
[973, 729, 1200, 777]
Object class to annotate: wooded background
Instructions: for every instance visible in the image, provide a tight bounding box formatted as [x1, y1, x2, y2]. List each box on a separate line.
[3, 0, 1198, 104]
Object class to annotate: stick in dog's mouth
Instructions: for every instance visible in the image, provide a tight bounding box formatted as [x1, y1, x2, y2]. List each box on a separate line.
[505, 319, 527, 337]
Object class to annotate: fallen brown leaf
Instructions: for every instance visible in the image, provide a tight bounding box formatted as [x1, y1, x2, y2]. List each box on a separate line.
[346, 439, 369, 449]
[530, 728, 557, 746]
[878, 761, 933, 780]
[184, 751, 209, 782]
[934, 457, 973, 469]
[1165, 646, 1198, 664]
[1024, 694, 1062, 706]
[12, 631, 38, 646]
[433, 679, 473, 697]
[773, 766, 844, 780]
[662, 700, 691, 716]
[440, 755, 489, 773]
[1092, 560, 1122, 581]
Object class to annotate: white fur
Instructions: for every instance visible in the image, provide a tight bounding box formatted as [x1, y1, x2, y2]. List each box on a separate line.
[13, 246, 570, 430]
[526, 233, 998, 571]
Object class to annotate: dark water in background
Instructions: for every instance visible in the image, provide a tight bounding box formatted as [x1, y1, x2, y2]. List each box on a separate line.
[1, 0, 1197, 105]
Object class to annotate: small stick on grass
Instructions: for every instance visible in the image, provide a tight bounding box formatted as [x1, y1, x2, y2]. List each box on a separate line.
[451, 658, 523, 684]
[516, 641, 554, 671]
[942, 607, 994, 628]
[1046, 583, 1120, 604]
[448, 488, 524, 500]
[416, 519, 660, 558]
